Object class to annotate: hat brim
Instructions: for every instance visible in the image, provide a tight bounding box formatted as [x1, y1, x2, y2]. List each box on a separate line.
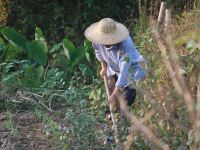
[84, 21, 129, 45]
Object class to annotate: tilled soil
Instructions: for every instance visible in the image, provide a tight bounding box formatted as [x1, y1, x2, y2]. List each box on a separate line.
[0, 112, 57, 150]
[0, 110, 124, 150]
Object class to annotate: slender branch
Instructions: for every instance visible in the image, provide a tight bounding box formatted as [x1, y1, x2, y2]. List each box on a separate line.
[151, 19, 195, 121]
[194, 79, 200, 146]
[119, 95, 170, 150]
[158, 2, 166, 25]
[164, 9, 195, 121]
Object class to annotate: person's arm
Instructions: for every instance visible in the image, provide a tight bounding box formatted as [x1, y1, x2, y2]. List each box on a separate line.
[109, 37, 145, 103]
[100, 61, 107, 77]
[92, 43, 107, 78]
[116, 37, 145, 88]
[109, 48, 131, 104]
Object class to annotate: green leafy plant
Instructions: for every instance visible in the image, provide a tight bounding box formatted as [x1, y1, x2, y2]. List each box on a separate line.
[6, 111, 18, 135]
[0, 27, 96, 88]
[1, 27, 28, 50]
[34, 109, 68, 149]
[26, 40, 47, 66]
[62, 38, 95, 80]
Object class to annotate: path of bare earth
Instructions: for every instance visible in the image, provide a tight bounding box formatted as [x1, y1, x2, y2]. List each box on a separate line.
[0, 111, 57, 150]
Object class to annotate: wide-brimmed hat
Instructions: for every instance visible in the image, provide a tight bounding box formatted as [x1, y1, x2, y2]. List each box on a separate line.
[84, 18, 129, 45]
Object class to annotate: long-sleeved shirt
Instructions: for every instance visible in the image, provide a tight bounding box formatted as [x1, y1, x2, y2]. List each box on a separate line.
[92, 36, 145, 88]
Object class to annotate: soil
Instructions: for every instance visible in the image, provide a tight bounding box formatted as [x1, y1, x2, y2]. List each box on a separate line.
[0, 111, 57, 150]
[0, 110, 123, 150]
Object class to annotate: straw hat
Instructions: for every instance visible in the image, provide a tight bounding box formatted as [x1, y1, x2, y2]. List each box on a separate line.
[84, 18, 129, 45]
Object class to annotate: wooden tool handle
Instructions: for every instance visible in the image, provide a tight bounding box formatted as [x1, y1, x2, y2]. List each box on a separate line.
[103, 75, 119, 144]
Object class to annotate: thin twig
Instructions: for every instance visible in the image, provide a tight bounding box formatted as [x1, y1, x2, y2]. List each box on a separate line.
[18, 93, 55, 113]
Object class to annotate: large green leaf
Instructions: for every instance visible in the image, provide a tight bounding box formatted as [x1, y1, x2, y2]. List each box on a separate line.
[1, 27, 27, 50]
[63, 38, 76, 60]
[78, 64, 93, 77]
[50, 43, 62, 53]
[35, 27, 43, 40]
[35, 27, 48, 53]
[6, 44, 22, 60]
[70, 47, 86, 68]
[36, 65, 45, 79]
[83, 39, 95, 64]
[26, 40, 47, 66]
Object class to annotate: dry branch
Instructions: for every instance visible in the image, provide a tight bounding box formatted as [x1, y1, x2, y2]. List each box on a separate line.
[150, 3, 200, 149]
[119, 94, 170, 150]
[194, 79, 200, 148]
[158, 2, 166, 25]
[164, 9, 195, 121]
[150, 17, 195, 121]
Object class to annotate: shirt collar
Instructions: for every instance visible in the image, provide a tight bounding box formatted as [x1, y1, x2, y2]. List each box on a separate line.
[104, 43, 119, 51]
[104, 45, 113, 51]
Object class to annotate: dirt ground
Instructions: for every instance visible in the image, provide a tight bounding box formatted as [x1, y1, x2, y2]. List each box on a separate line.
[0, 111, 57, 150]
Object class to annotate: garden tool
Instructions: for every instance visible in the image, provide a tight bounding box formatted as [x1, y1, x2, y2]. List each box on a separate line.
[103, 76, 119, 144]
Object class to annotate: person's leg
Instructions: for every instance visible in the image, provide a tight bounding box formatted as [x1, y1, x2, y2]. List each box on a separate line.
[107, 75, 120, 110]
[106, 75, 136, 113]
[107, 75, 116, 94]
[107, 74, 136, 107]
[123, 86, 136, 106]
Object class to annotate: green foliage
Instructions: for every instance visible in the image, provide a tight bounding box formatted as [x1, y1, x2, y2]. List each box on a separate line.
[186, 40, 198, 53]
[61, 38, 95, 79]
[50, 43, 62, 54]
[0, 27, 95, 89]
[78, 64, 93, 78]
[65, 110, 95, 149]
[29, 84, 97, 149]
[63, 39, 88, 69]
[1, 61, 24, 87]
[63, 38, 76, 60]
[26, 40, 47, 66]
[6, 0, 139, 44]
[23, 66, 43, 87]
[6, 44, 22, 60]
[35, 27, 48, 53]
[84, 40, 96, 63]
[6, 111, 18, 135]
[62, 85, 96, 149]
[1, 1, 199, 149]
[42, 68, 65, 90]
[34, 109, 68, 149]
[89, 86, 106, 110]
[1, 27, 27, 50]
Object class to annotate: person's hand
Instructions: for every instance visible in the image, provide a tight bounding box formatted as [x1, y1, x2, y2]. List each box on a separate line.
[100, 67, 107, 78]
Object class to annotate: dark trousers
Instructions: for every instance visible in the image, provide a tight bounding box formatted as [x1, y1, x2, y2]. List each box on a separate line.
[108, 74, 136, 106]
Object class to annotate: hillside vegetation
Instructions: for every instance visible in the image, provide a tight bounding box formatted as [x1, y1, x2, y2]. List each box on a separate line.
[0, 0, 200, 149]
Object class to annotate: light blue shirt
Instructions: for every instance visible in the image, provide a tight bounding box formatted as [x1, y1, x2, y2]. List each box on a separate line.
[92, 36, 145, 88]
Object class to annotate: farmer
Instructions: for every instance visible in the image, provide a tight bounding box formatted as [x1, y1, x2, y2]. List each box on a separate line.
[84, 18, 145, 111]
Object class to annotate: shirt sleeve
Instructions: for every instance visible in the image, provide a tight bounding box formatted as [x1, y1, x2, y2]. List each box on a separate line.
[115, 37, 145, 88]
[92, 43, 104, 62]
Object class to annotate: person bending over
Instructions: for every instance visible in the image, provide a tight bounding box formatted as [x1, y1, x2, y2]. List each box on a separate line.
[84, 18, 145, 111]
